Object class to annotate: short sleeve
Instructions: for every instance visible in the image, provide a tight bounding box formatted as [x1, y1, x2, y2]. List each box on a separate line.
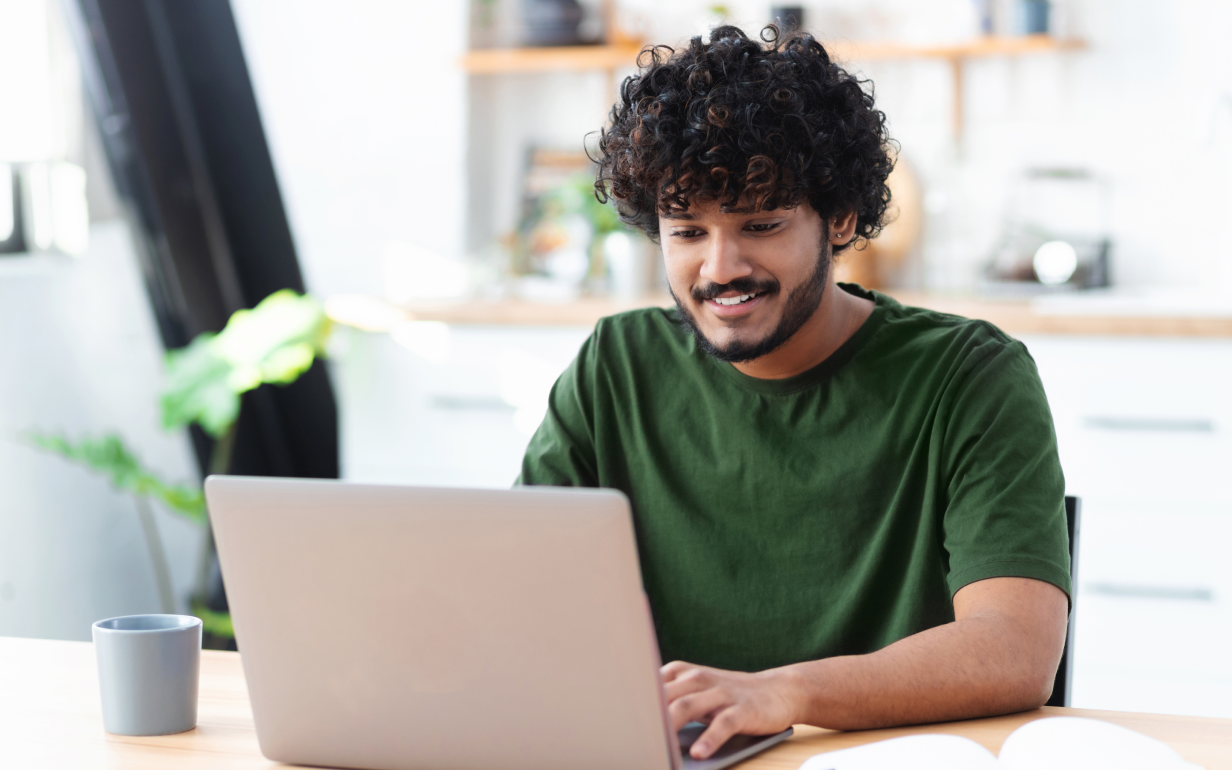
[516, 331, 601, 488]
[940, 335, 1072, 602]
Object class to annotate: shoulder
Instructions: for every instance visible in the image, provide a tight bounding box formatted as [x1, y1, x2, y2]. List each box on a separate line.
[595, 305, 688, 336]
[848, 288, 1042, 408]
[861, 295, 1055, 439]
[563, 306, 705, 395]
[588, 305, 696, 362]
[872, 289, 1014, 346]
[868, 289, 1029, 371]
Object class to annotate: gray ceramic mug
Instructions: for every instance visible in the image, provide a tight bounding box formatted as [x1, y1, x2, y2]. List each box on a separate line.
[92, 614, 202, 735]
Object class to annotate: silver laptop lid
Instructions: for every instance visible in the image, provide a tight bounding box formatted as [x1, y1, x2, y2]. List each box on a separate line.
[205, 477, 675, 770]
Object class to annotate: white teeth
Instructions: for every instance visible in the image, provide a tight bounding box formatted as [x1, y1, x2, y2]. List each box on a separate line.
[714, 294, 754, 306]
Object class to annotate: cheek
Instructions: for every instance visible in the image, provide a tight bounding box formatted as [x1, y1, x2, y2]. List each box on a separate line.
[772, 236, 824, 281]
[662, 246, 699, 289]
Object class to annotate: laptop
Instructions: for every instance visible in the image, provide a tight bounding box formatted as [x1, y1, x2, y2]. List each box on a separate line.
[204, 476, 792, 770]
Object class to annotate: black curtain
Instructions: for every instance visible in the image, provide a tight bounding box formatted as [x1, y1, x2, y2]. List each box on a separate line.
[62, 0, 338, 482]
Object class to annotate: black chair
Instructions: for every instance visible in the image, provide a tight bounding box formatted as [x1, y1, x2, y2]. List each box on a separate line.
[1045, 495, 1081, 707]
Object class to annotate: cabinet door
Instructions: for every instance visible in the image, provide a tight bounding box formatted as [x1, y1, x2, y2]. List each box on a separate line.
[1071, 498, 1232, 717]
[1020, 335, 1232, 717]
[333, 324, 592, 487]
[1020, 335, 1232, 504]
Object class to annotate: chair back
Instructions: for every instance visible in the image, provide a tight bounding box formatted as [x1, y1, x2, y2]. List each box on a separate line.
[1045, 495, 1081, 707]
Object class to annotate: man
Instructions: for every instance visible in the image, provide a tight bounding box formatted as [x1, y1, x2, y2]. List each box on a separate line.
[519, 26, 1070, 760]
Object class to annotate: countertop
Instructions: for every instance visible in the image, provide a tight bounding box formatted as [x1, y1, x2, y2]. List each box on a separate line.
[325, 291, 1232, 337]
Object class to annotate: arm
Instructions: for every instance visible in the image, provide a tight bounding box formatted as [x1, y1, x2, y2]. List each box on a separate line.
[664, 576, 1068, 759]
[518, 333, 600, 488]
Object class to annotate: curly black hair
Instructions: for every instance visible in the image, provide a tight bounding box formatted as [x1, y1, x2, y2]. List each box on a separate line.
[594, 25, 894, 251]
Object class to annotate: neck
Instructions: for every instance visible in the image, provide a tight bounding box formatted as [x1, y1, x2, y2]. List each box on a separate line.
[731, 282, 876, 380]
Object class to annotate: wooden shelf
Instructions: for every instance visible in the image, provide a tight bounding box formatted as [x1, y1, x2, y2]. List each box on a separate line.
[459, 36, 1084, 74]
[460, 43, 646, 74]
[460, 35, 1085, 140]
[831, 34, 1085, 62]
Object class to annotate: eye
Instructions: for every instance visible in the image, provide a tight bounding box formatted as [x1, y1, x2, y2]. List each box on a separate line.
[745, 222, 782, 233]
[670, 228, 705, 239]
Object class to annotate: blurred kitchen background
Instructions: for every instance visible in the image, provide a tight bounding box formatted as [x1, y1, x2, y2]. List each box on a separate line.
[2, 0, 1230, 721]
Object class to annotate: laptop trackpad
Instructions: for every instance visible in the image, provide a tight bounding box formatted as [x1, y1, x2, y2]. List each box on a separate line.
[678, 723, 794, 770]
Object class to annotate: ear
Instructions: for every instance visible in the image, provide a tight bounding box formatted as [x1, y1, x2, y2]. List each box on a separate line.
[829, 211, 858, 246]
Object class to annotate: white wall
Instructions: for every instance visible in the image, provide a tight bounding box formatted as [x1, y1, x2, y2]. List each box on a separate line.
[878, 0, 1232, 292]
[0, 0, 204, 641]
[467, 69, 616, 254]
[230, 0, 470, 299]
[0, 223, 205, 641]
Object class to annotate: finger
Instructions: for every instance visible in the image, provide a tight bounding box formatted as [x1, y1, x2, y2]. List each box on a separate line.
[668, 687, 731, 733]
[690, 706, 746, 760]
[664, 668, 711, 702]
[660, 660, 693, 683]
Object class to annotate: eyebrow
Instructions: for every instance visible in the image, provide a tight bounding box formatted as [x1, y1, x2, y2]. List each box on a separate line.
[662, 205, 761, 221]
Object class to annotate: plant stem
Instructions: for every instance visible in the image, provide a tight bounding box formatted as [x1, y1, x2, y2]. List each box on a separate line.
[134, 495, 176, 614]
[194, 526, 216, 611]
[209, 418, 239, 476]
[195, 418, 239, 604]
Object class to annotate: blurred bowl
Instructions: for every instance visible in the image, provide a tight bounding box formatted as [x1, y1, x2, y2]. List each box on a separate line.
[834, 154, 923, 289]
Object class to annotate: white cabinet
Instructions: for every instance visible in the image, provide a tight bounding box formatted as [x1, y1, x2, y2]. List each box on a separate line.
[332, 324, 592, 488]
[1021, 335, 1232, 717]
[1023, 336, 1232, 504]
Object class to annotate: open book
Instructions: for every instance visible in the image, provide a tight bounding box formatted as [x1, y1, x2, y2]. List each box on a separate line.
[799, 717, 1203, 770]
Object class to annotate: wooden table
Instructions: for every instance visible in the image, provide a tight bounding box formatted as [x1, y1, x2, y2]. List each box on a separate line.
[2, 636, 1229, 768]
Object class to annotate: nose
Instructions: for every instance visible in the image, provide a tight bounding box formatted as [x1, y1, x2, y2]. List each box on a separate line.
[698, 229, 752, 286]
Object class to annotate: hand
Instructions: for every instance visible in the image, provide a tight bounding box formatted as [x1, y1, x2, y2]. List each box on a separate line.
[661, 661, 802, 760]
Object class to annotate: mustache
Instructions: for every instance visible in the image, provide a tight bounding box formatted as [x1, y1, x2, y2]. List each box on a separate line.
[691, 277, 780, 302]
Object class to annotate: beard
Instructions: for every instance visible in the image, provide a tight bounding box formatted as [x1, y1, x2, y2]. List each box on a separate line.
[671, 240, 831, 364]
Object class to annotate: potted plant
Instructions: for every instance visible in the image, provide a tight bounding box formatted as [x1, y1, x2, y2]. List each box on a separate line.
[27, 289, 332, 647]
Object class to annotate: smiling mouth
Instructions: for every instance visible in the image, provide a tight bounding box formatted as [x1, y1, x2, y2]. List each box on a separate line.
[711, 293, 760, 306]
[690, 279, 779, 311]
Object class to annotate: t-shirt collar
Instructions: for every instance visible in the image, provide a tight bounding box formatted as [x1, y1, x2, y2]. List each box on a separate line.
[710, 283, 890, 396]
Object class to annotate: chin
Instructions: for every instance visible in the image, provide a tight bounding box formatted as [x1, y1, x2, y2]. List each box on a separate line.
[672, 287, 804, 364]
[695, 327, 776, 363]
[704, 321, 763, 342]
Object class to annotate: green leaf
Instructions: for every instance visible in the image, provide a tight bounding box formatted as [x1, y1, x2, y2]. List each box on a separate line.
[570, 173, 623, 235]
[25, 432, 207, 525]
[161, 333, 239, 437]
[161, 290, 331, 436]
[212, 290, 331, 370]
[191, 599, 234, 640]
[540, 173, 625, 237]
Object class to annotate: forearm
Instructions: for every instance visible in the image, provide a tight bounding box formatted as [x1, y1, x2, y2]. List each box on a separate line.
[780, 611, 1062, 730]
[661, 578, 1068, 760]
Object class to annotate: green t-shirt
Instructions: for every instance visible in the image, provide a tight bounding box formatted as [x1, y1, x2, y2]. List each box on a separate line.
[519, 284, 1070, 672]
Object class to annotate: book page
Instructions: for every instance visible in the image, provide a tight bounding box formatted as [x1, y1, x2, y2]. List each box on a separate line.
[799, 734, 998, 770]
[997, 717, 1205, 770]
